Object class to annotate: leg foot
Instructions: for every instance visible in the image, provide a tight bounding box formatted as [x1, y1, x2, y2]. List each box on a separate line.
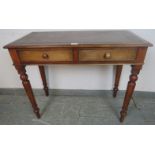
[120, 111, 127, 122]
[35, 111, 41, 119]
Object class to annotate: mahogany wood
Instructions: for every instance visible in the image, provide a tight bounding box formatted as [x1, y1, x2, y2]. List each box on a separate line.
[79, 48, 137, 62]
[15, 65, 40, 118]
[136, 47, 147, 63]
[39, 66, 49, 96]
[18, 48, 73, 62]
[8, 49, 41, 118]
[120, 65, 142, 122]
[5, 31, 153, 122]
[4, 31, 152, 48]
[73, 48, 79, 63]
[113, 65, 123, 97]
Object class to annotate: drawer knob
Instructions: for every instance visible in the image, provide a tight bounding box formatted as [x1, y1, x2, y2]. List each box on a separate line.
[42, 53, 49, 59]
[104, 52, 111, 59]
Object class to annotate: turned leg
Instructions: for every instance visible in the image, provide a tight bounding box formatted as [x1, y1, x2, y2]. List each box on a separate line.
[113, 65, 123, 97]
[15, 65, 41, 118]
[39, 66, 49, 96]
[120, 65, 142, 122]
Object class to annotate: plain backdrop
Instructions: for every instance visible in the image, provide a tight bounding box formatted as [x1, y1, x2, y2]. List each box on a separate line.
[0, 29, 154, 91]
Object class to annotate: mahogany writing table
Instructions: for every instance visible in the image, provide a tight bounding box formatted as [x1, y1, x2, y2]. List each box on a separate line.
[4, 30, 153, 122]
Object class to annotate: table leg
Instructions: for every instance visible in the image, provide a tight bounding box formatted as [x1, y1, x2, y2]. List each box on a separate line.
[113, 65, 123, 98]
[39, 66, 49, 96]
[120, 65, 142, 122]
[15, 65, 41, 118]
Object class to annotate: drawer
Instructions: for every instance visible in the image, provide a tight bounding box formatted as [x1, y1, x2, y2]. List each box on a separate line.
[79, 48, 137, 62]
[18, 48, 73, 63]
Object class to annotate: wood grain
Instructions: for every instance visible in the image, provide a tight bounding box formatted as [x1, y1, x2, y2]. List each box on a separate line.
[4, 31, 153, 49]
[18, 48, 73, 62]
[79, 48, 137, 62]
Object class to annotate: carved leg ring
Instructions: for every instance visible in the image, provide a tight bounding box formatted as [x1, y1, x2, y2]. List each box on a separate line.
[16, 65, 40, 118]
[120, 65, 142, 122]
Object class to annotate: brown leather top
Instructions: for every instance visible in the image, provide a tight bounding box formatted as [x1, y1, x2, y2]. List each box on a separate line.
[4, 30, 153, 49]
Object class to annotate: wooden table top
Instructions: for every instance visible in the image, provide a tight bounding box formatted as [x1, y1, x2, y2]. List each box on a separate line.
[4, 30, 153, 49]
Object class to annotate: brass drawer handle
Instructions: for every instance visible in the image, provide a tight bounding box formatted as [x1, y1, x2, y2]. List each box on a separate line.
[104, 52, 111, 59]
[42, 53, 49, 59]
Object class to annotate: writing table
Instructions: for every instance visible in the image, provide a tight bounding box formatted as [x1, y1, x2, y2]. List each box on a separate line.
[4, 31, 153, 122]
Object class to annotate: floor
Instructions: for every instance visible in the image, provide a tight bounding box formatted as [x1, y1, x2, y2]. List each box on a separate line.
[0, 91, 155, 125]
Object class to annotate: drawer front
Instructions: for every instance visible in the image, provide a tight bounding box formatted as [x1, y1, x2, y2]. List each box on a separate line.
[79, 48, 137, 62]
[18, 48, 73, 63]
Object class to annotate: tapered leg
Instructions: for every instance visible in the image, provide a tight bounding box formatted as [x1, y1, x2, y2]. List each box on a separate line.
[113, 65, 123, 97]
[39, 66, 49, 96]
[120, 65, 142, 122]
[15, 65, 40, 118]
